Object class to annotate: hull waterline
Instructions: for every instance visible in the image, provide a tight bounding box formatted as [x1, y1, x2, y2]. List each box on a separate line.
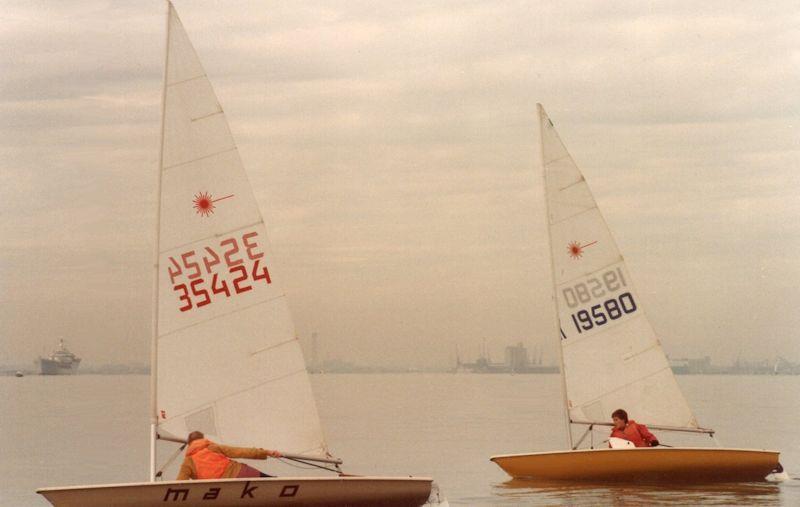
[38, 476, 434, 507]
[490, 447, 780, 483]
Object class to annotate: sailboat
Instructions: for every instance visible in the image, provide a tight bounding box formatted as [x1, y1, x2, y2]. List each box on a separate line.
[489, 104, 781, 483]
[37, 3, 444, 505]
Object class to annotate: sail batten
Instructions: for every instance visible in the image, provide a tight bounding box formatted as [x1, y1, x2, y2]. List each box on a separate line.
[158, 220, 265, 254]
[162, 147, 238, 171]
[157, 294, 287, 340]
[538, 104, 698, 431]
[561, 312, 646, 348]
[165, 366, 308, 422]
[573, 364, 675, 406]
[154, 3, 328, 457]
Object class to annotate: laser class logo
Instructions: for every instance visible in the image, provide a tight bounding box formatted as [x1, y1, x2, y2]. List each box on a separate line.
[193, 191, 234, 217]
[567, 240, 597, 259]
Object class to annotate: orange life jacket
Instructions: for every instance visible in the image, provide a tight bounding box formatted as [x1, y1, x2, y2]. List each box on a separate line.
[186, 439, 231, 479]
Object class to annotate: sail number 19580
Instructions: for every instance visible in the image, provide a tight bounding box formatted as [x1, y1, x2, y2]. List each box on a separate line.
[561, 267, 626, 308]
[561, 266, 638, 337]
[569, 292, 637, 334]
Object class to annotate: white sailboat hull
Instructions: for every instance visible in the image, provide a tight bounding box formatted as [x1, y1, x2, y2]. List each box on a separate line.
[38, 476, 434, 507]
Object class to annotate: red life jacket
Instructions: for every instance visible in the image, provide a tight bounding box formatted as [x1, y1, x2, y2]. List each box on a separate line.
[609, 420, 655, 447]
[186, 439, 231, 479]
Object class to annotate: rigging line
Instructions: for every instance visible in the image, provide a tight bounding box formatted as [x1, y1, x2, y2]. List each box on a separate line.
[278, 457, 340, 474]
[154, 443, 187, 481]
[276, 459, 318, 470]
[294, 444, 332, 456]
[158, 220, 264, 254]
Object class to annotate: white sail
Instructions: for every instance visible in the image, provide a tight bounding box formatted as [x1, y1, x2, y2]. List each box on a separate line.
[154, 3, 327, 456]
[538, 104, 698, 430]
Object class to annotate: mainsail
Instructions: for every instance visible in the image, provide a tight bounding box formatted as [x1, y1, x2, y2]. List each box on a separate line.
[152, 3, 327, 461]
[538, 104, 698, 431]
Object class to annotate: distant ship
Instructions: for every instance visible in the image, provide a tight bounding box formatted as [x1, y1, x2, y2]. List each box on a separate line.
[456, 341, 559, 374]
[39, 339, 81, 375]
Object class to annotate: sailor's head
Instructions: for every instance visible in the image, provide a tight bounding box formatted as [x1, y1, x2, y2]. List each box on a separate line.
[187, 431, 204, 445]
[611, 409, 628, 429]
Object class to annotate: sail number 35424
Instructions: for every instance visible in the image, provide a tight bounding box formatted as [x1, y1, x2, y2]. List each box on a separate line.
[166, 231, 271, 313]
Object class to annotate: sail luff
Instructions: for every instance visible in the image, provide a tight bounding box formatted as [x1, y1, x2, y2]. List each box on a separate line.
[537, 104, 573, 449]
[150, 0, 173, 481]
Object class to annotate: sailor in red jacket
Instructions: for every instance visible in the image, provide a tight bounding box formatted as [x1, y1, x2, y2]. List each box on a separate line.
[610, 409, 659, 447]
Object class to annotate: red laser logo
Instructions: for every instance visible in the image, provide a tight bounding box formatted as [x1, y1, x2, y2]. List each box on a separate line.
[193, 192, 234, 217]
[567, 240, 597, 259]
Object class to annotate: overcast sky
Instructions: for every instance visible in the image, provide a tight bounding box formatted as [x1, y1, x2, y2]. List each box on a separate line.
[1, 0, 798, 368]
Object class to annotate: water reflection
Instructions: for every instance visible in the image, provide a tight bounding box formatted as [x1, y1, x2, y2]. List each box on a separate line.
[494, 478, 787, 506]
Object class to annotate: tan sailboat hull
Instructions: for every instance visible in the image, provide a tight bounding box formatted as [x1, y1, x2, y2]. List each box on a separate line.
[38, 476, 434, 507]
[490, 447, 779, 483]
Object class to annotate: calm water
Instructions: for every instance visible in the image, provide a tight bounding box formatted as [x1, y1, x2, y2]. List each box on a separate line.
[2, 374, 798, 505]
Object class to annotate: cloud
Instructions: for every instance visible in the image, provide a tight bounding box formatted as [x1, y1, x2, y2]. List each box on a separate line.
[1, 0, 799, 367]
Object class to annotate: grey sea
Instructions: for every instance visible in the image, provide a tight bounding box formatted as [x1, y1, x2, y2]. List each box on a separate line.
[2, 373, 799, 506]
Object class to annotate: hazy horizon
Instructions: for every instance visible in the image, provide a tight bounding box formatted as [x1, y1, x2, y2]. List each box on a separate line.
[2, 0, 799, 369]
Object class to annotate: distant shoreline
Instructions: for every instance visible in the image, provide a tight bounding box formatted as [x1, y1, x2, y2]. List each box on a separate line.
[2, 369, 798, 376]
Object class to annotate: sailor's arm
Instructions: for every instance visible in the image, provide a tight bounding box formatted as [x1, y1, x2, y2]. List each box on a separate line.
[638, 424, 659, 446]
[175, 458, 196, 480]
[213, 443, 281, 460]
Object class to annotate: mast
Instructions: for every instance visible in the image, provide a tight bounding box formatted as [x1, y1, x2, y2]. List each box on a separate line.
[536, 104, 573, 449]
[150, 0, 172, 481]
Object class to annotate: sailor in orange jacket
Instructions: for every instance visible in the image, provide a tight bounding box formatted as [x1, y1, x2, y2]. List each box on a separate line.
[176, 431, 282, 480]
[610, 409, 659, 447]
